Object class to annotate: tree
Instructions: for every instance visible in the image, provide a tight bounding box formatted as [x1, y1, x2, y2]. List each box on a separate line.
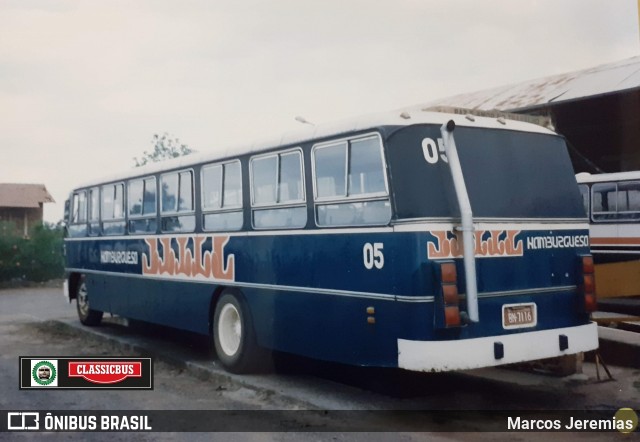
[134, 133, 194, 167]
[0, 221, 64, 282]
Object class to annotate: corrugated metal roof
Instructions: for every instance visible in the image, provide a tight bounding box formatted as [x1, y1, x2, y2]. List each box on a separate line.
[0, 183, 55, 208]
[427, 56, 640, 112]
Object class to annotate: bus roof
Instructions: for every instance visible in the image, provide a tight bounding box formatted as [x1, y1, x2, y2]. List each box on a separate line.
[576, 171, 640, 184]
[74, 108, 557, 190]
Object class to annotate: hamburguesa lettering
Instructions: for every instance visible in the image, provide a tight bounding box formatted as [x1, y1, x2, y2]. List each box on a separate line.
[142, 235, 235, 281]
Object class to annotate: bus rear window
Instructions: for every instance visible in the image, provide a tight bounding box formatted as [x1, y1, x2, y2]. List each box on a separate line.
[387, 125, 585, 220]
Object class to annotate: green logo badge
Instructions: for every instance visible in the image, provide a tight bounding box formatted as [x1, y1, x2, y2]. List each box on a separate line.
[32, 361, 56, 386]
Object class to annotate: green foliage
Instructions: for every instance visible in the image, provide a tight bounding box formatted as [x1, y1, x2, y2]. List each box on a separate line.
[134, 133, 194, 167]
[0, 221, 64, 282]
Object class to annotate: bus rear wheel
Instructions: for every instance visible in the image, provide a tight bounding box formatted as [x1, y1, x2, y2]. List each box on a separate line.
[76, 275, 103, 326]
[213, 291, 262, 373]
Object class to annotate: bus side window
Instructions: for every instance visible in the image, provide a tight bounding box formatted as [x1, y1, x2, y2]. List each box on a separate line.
[250, 149, 306, 229]
[72, 191, 87, 224]
[101, 183, 126, 235]
[315, 142, 347, 199]
[68, 190, 88, 237]
[160, 170, 195, 233]
[128, 177, 157, 234]
[88, 187, 100, 236]
[312, 134, 391, 227]
[202, 160, 243, 232]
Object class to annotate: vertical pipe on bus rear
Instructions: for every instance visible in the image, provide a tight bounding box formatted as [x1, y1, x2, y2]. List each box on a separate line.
[440, 120, 479, 323]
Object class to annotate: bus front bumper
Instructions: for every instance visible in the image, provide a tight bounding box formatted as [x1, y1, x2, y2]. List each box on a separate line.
[397, 322, 598, 372]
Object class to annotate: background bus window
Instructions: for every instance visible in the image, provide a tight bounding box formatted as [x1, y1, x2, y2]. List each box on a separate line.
[616, 181, 640, 220]
[591, 182, 617, 221]
[128, 177, 157, 234]
[161, 170, 195, 232]
[251, 150, 306, 229]
[101, 183, 125, 235]
[202, 161, 243, 231]
[313, 134, 391, 227]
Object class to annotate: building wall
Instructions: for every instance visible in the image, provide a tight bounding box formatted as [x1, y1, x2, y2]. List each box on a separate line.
[0, 206, 43, 237]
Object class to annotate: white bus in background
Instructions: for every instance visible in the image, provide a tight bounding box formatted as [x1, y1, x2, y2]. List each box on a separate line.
[576, 171, 640, 263]
[576, 171, 640, 299]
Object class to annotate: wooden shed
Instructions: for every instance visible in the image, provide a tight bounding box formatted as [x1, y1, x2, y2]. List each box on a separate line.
[0, 183, 55, 237]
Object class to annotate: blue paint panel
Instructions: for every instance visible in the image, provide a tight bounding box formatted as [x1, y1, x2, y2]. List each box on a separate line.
[65, 225, 591, 367]
[63, 122, 594, 370]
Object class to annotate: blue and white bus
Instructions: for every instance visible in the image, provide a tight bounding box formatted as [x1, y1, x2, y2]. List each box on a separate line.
[63, 108, 598, 373]
[577, 171, 640, 262]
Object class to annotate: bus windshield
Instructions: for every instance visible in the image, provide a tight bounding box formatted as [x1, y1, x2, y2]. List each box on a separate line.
[387, 125, 586, 220]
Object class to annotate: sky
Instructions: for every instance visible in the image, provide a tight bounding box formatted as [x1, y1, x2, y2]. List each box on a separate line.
[1, 0, 639, 222]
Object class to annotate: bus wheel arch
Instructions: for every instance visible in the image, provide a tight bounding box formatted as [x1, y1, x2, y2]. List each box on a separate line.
[75, 274, 104, 326]
[211, 288, 263, 373]
[68, 272, 82, 301]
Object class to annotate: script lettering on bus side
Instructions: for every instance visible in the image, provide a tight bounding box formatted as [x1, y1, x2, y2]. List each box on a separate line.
[100, 250, 139, 265]
[142, 235, 235, 281]
[427, 230, 523, 259]
[526, 235, 589, 250]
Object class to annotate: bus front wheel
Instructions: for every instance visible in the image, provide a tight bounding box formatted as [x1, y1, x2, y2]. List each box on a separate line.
[213, 291, 261, 373]
[76, 275, 103, 326]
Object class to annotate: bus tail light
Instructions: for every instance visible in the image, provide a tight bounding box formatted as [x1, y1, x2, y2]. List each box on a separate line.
[436, 261, 462, 328]
[581, 255, 597, 313]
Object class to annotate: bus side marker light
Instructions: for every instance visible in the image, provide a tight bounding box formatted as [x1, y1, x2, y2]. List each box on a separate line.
[581, 255, 597, 313]
[583, 274, 595, 294]
[584, 294, 597, 313]
[366, 306, 376, 324]
[582, 255, 594, 274]
[494, 342, 504, 359]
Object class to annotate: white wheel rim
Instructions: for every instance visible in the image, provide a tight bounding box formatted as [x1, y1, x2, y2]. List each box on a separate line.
[218, 303, 242, 357]
[78, 282, 89, 317]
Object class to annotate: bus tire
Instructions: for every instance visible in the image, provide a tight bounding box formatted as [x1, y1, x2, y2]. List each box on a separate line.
[213, 291, 261, 373]
[76, 275, 103, 326]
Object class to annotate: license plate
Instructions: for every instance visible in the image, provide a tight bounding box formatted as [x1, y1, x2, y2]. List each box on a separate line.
[502, 303, 537, 329]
